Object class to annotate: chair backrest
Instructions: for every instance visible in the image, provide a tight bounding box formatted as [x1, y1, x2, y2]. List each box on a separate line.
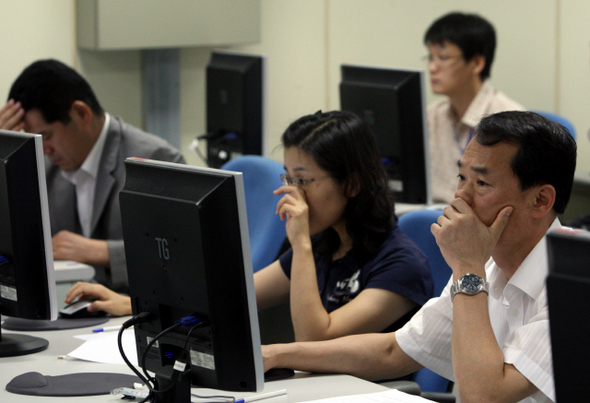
[397, 208, 453, 394]
[413, 367, 452, 394]
[397, 209, 451, 297]
[222, 155, 286, 273]
[532, 110, 576, 140]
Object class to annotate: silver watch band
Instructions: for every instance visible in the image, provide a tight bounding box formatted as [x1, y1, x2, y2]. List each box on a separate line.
[450, 273, 489, 302]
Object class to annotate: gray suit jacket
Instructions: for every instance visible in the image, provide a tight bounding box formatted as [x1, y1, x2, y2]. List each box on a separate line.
[45, 115, 185, 292]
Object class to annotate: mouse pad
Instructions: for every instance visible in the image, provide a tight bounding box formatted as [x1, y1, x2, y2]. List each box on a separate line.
[6, 372, 141, 396]
[1, 316, 109, 331]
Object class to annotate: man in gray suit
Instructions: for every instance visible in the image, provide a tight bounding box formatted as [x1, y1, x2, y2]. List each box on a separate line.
[4, 59, 185, 292]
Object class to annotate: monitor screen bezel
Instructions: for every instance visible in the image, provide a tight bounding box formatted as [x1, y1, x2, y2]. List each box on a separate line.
[205, 50, 265, 168]
[0, 130, 57, 321]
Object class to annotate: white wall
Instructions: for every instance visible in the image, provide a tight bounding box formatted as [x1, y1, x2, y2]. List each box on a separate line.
[0, 0, 588, 174]
[560, 0, 590, 175]
[326, 0, 556, 110]
[0, 1, 75, 102]
[181, 0, 328, 164]
[212, 0, 585, 172]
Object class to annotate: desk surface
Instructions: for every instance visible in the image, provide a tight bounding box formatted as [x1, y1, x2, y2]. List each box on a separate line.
[1, 316, 389, 402]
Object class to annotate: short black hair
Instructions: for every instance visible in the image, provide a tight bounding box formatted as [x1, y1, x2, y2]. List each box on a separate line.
[281, 110, 395, 259]
[475, 111, 577, 214]
[8, 59, 103, 124]
[424, 12, 496, 80]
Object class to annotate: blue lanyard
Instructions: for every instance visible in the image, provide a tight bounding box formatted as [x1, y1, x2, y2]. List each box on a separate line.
[456, 127, 475, 155]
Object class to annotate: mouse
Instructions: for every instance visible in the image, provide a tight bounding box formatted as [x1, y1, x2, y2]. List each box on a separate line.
[59, 299, 106, 319]
[264, 367, 295, 382]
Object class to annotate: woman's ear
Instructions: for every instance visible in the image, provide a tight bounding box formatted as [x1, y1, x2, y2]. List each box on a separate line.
[346, 174, 361, 198]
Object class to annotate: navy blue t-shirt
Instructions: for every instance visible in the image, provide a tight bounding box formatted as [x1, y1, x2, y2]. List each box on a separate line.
[279, 223, 434, 332]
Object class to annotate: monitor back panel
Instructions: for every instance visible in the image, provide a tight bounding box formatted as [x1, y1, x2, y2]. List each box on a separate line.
[546, 229, 590, 401]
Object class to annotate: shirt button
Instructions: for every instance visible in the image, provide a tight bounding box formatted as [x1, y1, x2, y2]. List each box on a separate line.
[510, 309, 519, 317]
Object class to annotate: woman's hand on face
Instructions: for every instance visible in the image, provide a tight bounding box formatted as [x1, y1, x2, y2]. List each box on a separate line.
[274, 185, 311, 247]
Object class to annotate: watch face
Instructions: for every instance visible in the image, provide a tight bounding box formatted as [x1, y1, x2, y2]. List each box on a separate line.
[461, 274, 482, 294]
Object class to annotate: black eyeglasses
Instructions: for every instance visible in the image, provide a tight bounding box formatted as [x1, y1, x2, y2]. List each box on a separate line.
[280, 174, 330, 189]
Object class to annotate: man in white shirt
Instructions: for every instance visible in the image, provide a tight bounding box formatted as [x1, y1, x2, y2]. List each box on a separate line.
[3, 59, 185, 291]
[262, 111, 577, 402]
[425, 12, 525, 203]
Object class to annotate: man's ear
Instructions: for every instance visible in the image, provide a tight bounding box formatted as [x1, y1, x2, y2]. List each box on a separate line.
[69, 100, 93, 125]
[531, 184, 556, 218]
[470, 54, 486, 77]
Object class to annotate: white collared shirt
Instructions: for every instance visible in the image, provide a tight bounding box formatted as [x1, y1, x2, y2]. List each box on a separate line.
[61, 113, 111, 238]
[396, 219, 562, 402]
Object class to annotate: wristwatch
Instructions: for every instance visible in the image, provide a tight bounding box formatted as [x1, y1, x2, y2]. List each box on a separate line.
[450, 273, 489, 302]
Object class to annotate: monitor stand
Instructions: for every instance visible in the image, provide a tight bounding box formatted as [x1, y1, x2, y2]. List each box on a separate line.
[2, 316, 108, 332]
[0, 325, 48, 357]
[154, 370, 191, 403]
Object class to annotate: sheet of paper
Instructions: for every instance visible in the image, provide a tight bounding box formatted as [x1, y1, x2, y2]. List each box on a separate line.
[68, 329, 137, 366]
[301, 389, 434, 403]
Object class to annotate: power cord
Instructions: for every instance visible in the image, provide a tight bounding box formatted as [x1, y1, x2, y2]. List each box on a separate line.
[117, 311, 180, 402]
[118, 312, 153, 387]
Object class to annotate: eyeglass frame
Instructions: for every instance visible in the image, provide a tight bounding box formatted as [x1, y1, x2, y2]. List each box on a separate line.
[423, 53, 464, 67]
[280, 173, 331, 189]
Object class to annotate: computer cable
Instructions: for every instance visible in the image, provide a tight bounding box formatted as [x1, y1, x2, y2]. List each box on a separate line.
[175, 319, 239, 403]
[137, 321, 182, 401]
[140, 316, 222, 402]
[189, 134, 209, 166]
[117, 312, 153, 387]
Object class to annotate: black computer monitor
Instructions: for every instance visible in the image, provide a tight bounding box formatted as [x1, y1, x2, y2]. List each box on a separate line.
[119, 158, 263, 402]
[340, 64, 431, 205]
[205, 51, 264, 168]
[546, 228, 590, 402]
[0, 130, 57, 357]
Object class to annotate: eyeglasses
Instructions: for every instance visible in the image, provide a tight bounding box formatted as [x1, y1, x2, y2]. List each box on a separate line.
[280, 174, 330, 189]
[424, 53, 464, 67]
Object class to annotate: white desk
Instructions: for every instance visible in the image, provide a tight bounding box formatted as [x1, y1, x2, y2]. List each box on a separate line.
[1, 316, 390, 402]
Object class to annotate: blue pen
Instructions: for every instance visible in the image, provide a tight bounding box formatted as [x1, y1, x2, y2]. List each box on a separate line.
[92, 325, 121, 333]
[234, 389, 287, 403]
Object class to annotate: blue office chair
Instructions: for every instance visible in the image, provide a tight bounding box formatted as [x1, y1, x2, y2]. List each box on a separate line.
[397, 209, 455, 402]
[222, 155, 287, 273]
[532, 110, 576, 140]
[398, 209, 452, 298]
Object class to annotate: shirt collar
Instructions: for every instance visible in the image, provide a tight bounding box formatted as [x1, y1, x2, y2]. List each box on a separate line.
[461, 81, 494, 128]
[488, 218, 562, 301]
[80, 112, 110, 179]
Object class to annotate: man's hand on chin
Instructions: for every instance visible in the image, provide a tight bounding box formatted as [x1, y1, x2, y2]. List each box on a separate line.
[431, 198, 513, 276]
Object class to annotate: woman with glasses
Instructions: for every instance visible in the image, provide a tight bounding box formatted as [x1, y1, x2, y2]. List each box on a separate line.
[425, 12, 525, 204]
[254, 110, 433, 342]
